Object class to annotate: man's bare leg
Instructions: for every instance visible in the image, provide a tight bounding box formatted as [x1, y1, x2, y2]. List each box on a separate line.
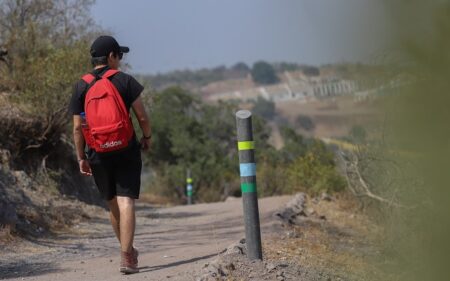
[117, 196, 136, 253]
[108, 197, 121, 243]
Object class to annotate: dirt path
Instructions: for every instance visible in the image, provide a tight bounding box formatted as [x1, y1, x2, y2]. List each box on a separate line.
[1, 195, 291, 281]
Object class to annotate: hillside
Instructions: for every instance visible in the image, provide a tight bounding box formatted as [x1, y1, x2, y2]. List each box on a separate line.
[138, 63, 378, 141]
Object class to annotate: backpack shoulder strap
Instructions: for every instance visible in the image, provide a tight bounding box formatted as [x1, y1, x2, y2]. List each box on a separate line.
[102, 69, 119, 79]
[81, 73, 95, 84]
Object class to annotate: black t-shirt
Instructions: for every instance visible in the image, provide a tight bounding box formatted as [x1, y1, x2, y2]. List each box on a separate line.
[69, 66, 144, 115]
[69, 66, 144, 160]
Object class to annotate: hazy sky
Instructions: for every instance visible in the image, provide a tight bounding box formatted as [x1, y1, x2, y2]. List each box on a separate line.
[91, 0, 388, 74]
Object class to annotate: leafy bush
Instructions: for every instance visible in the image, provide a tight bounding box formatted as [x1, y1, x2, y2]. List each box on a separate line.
[302, 65, 320, 76]
[144, 87, 348, 202]
[0, 0, 99, 116]
[252, 97, 276, 120]
[138, 65, 250, 91]
[251, 61, 279, 85]
[231, 62, 250, 72]
[286, 151, 346, 194]
[257, 129, 346, 196]
[144, 87, 244, 202]
[296, 115, 315, 131]
[349, 125, 367, 144]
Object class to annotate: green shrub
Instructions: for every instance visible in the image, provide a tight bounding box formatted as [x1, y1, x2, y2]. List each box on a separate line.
[286, 152, 346, 194]
[251, 61, 279, 85]
[285, 141, 346, 194]
[0, 0, 99, 116]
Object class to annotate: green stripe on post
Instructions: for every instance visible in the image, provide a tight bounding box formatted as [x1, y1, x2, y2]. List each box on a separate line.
[187, 178, 193, 184]
[241, 182, 257, 193]
[238, 141, 255, 151]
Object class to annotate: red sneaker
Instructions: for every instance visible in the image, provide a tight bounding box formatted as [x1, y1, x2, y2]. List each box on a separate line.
[120, 248, 139, 274]
[132, 247, 139, 266]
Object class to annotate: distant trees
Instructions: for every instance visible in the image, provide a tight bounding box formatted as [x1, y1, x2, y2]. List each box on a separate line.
[286, 140, 346, 194]
[349, 125, 367, 144]
[231, 62, 250, 72]
[251, 61, 279, 85]
[258, 127, 346, 196]
[140, 61, 325, 91]
[252, 97, 276, 120]
[296, 115, 315, 131]
[144, 87, 345, 202]
[276, 62, 301, 72]
[142, 64, 251, 90]
[302, 65, 320, 76]
[145, 87, 270, 202]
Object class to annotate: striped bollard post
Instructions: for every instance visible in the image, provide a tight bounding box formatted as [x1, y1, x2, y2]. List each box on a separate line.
[236, 110, 263, 260]
[186, 170, 193, 205]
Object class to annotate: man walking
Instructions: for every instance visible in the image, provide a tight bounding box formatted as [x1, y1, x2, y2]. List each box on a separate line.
[69, 35, 151, 274]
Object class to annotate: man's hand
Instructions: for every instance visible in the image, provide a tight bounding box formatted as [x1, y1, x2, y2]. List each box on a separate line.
[140, 137, 150, 151]
[79, 159, 92, 176]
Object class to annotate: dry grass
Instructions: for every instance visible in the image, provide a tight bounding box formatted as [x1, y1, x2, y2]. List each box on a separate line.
[262, 195, 387, 280]
[275, 96, 377, 138]
[0, 225, 14, 242]
[138, 192, 175, 206]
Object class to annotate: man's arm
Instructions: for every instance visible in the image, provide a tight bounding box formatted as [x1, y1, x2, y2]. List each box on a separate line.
[131, 96, 151, 150]
[73, 115, 92, 175]
[73, 116, 86, 160]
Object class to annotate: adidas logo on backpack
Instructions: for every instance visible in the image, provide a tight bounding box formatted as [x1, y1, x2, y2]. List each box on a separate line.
[81, 69, 134, 153]
[100, 140, 124, 149]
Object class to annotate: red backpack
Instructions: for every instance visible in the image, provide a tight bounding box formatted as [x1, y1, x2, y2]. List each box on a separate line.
[81, 69, 134, 153]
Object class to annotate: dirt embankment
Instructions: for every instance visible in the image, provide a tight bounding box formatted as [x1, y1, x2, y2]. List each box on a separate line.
[0, 96, 103, 242]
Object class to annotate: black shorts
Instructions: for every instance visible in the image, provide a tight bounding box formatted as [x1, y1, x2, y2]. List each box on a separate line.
[87, 141, 142, 201]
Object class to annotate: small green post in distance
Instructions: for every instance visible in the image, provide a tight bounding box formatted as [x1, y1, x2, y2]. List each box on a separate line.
[186, 169, 193, 205]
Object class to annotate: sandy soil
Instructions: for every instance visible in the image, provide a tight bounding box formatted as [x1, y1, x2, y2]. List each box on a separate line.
[275, 96, 377, 138]
[1, 196, 292, 281]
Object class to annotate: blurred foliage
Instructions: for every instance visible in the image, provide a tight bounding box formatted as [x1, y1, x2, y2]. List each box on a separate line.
[273, 62, 301, 72]
[143, 87, 346, 203]
[231, 62, 250, 72]
[136, 64, 250, 91]
[258, 128, 345, 197]
[137, 61, 324, 92]
[349, 125, 367, 144]
[285, 140, 346, 194]
[0, 0, 103, 168]
[295, 114, 315, 131]
[0, 0, 99, 116]
[252, 97, 276, 120]
[144, 87, 272, 202]
[302, 65, 320, 76]
[137, 61, 336, 95]
[0, 0, 105, 207]
[346, 1, 450, 280]
[251, 61, 279, 85]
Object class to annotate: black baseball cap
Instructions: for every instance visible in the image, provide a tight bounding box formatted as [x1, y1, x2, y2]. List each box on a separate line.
[90, 35, 129, 57]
